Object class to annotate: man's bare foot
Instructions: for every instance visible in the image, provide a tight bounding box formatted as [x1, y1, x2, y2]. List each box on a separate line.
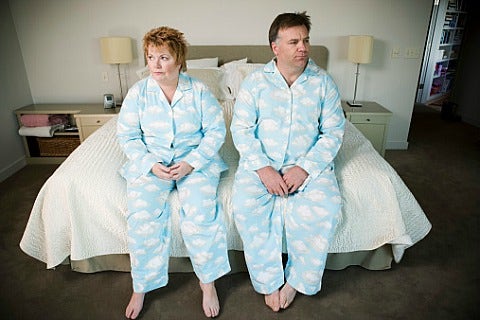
[279, 282, 297, 309]
[199, 281, 220, 317]
[265, 290, 280, 312]
[125, 292, 145, 319]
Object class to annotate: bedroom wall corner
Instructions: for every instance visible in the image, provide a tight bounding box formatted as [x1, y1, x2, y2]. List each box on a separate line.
[0, 0, 32, 180]
[0, 157, 26, 183]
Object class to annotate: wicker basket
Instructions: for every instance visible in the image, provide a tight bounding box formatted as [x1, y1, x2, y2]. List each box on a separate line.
[37, 136, 80, 157]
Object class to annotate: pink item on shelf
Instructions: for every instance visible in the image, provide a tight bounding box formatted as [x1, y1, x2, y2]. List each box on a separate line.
[20, 114, 50, 127]
[20, 114, 70, 127]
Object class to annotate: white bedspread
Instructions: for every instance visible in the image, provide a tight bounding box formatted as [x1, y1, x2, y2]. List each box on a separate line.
[20, 101, 431, 269]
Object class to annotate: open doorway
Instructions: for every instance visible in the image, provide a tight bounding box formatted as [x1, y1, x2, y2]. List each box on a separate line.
[415, 0, 468, 113]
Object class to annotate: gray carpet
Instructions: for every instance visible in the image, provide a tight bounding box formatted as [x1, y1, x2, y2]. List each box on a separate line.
[1, 105, 479, 319]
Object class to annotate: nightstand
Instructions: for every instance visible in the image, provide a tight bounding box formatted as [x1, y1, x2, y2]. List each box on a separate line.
[15, 104, 119, 164]
[74, 108, 119, 142]
[341, 101, 392, 156]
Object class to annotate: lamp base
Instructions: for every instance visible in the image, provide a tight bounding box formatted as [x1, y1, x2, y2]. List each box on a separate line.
[347, 100, 363, 107]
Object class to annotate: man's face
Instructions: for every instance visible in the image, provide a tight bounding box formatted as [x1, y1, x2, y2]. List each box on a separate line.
[271, 25, 310, 71]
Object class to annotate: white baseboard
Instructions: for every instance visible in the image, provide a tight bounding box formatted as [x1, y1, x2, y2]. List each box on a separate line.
[386, 140, 409, 150]
[0, 157, 27, 183]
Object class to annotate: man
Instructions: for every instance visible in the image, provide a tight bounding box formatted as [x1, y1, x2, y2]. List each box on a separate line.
[231, 11, 345, 312]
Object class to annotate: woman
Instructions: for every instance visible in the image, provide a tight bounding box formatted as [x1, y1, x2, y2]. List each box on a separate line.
[117, 26, 230, 319]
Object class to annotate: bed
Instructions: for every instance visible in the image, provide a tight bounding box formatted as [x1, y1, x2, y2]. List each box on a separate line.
[20, 45, 431, 274]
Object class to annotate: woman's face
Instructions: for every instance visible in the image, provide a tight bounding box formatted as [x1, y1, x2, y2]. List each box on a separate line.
[146, 44, 181, 85]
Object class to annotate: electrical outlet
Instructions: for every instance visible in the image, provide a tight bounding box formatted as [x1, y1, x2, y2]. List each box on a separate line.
[405, 47, 421, 59]
[391, 48, 401, 58]
[102, 71, 108, 82]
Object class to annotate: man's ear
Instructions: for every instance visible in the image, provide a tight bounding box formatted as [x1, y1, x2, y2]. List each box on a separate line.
[271, 42, 279, 56]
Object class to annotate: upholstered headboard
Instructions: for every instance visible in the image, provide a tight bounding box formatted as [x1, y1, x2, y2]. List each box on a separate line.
[186, 45, 329, 70]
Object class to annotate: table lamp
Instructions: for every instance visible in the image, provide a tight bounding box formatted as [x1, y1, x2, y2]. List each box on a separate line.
[347, 35, 373, 107]
[100, 37, 133, 105]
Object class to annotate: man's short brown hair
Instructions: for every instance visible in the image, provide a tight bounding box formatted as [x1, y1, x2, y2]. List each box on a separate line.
[268, 11, 311, 46]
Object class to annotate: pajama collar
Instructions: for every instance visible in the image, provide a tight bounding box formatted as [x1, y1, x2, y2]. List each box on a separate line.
[264, 58, 323, 88]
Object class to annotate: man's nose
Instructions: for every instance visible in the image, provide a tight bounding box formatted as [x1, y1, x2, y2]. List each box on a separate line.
[298, 42, 306, 51]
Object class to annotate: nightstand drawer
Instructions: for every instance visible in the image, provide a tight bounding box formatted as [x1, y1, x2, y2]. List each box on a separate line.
[348, 114, 391, 124]
[78, 116, 112, 126]
[74, 113, 117, 142]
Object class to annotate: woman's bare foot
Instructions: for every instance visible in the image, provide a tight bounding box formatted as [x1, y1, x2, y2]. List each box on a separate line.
[265, 290, 280, 312]
[125, 292, 145, 319]
[199, 281, 220, 317]
[279, 282, 297, 309]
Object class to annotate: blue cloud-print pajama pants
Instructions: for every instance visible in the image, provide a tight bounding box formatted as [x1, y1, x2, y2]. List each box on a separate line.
[126, 170, 231, 293]
[232, 165, 341, 295]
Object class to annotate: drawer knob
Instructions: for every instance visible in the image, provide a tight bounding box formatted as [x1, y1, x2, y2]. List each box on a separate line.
[366, 118, 371, 121]
[96, 120, 101, 123]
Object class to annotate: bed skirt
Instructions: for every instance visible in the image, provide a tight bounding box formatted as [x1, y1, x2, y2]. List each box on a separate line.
[65, 245, 393, 274]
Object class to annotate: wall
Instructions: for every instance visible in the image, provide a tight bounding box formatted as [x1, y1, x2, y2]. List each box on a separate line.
[4, 0, 433, 179]
[0, 1, 32, 182]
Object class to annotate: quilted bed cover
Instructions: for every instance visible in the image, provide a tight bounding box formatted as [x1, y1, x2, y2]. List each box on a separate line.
[20, 100, 431, 269]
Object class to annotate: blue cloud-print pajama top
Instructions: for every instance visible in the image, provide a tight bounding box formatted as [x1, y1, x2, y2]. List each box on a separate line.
[231, 59, 345, 295]
[117, 73, 231, 293]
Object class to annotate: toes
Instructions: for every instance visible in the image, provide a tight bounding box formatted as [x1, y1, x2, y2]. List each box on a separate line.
[265, 292, 280, 312]
[125, 307, 139, 319]
[279, 284, 297, 309]
[204, 305, 220, 318]
[210, 306, 219, 318]
[204, 307, 212, 318]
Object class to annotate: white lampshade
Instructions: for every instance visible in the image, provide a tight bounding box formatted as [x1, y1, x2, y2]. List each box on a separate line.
[348, 35, 373, 64]
[100, 37, 133, 64]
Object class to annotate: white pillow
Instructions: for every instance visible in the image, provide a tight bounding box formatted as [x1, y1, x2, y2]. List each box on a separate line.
[186, 57, 219, 69]
[237, 63, 265, 79]
[222, 57, 248, 69]
[222, 62, 265, 98]
[220, 58, 247, 98]
[185, 68, 229, 100]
